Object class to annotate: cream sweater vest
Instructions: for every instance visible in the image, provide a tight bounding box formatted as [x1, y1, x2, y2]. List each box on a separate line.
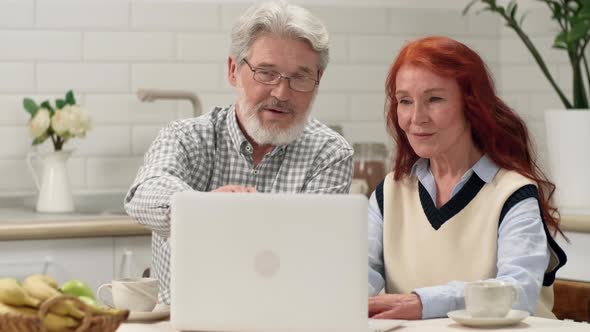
[382, 169, 555, 318]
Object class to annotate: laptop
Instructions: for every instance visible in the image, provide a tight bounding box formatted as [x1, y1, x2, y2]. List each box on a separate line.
[170, 192, 404, 332]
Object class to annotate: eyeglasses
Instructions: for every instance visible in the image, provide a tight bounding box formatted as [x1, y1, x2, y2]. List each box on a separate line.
[242, 59, 319, 93]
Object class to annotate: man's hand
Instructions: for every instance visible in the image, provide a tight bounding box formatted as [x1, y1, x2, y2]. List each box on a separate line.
[212, 185, 257, 193]
[368, 293, 423, 320]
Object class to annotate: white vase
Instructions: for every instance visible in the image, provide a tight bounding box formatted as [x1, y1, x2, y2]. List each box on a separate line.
[544, 110, 590, 215]
[26, 150, 75, 213]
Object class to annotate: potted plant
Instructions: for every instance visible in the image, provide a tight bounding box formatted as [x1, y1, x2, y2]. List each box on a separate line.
[464, 0, 590, 214]
[23, 90, 92, 213]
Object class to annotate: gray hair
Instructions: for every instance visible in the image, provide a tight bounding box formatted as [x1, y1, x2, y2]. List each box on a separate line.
[230, 0, 330, 71]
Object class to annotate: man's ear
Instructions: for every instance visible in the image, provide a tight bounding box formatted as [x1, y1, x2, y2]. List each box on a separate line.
[228, 56, 238, 87]
[317, 69, 324, 83]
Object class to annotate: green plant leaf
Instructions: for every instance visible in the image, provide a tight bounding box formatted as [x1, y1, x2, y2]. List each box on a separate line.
[462, 0, 481, 15]
[23, 98, 38, 115]
[554, 32, 569, 49]
[40, 100, 54, 112]
[32, 134, 48, 145]
[568, 20, 590, 43]
[56, 99, 66, 109]
[65, 90, 76, 105]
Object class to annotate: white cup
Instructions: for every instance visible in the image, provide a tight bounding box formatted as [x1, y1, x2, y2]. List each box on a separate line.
[464, 280, 517, 318]
[97, 277, 159, 312]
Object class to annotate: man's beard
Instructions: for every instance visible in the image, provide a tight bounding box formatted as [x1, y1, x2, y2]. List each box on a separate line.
[238, 97, 313, 145]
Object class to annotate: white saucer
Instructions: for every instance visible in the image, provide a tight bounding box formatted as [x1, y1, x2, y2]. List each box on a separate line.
[127, 303, 170, 322]
[447, 309, 529, 327]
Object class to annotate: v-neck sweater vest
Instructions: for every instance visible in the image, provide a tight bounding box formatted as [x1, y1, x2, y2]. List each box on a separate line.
[382, 169, 555, 318]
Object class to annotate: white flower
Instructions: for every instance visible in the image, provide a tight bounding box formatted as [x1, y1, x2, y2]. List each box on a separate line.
[29, 108, 50, 138]
[69, 106, 92, 137]
[51, 106, 75, 136]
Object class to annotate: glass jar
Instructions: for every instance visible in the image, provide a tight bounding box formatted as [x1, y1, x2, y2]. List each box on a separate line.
[352, 143, 388, 197]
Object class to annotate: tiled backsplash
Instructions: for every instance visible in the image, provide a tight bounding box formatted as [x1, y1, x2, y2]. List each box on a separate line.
[0, 0, 567, 195]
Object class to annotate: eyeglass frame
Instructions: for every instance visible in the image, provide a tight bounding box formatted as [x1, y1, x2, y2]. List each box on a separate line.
[241, 58, 320, 93]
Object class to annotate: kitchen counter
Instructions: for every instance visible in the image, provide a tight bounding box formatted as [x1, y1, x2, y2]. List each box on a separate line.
[116, 317, 590, 331]
[0, 202, 588, 241]
[0, 205, 149, 240]
[561, 215, 590, 233]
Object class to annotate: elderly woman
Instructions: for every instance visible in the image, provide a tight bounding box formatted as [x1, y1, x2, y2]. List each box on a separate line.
[367, 36, 566, 320]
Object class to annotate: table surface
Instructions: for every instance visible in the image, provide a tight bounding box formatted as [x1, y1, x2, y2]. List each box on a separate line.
[116, 317, 590, 332]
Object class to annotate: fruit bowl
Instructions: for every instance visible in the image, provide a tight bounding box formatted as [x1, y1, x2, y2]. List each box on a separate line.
[0, 295, 129, 332]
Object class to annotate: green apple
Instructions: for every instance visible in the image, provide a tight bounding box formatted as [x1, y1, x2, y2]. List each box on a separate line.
[60, 280, 95, 300]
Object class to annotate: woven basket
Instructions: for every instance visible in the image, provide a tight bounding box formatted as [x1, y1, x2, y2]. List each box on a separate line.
[0, 294, 129, 332]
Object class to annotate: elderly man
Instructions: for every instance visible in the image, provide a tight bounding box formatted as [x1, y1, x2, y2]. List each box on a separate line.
[124, 0, 353, 304]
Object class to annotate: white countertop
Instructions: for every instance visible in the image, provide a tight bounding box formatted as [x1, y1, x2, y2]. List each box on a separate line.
[116, 317, 590, 331]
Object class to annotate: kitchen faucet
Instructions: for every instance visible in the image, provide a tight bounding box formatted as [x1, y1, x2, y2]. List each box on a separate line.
[136, 89, 202, 117]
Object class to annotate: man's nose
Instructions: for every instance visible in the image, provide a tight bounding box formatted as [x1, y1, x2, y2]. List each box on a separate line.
[270, 78, 292, 101]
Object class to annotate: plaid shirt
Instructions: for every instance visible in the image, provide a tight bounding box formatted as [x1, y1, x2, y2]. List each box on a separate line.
[124, 104, 353, 304]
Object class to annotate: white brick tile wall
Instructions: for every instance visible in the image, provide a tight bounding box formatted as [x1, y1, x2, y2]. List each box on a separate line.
[37, 63, 130, 93]
[0, 63, 34, 92]
[390, 9, 468, 36]
[132, 126, 162, 156]
[132, 64, 220, 91]
[178, 33, 231, 61]
[500, 36, 568, 65]
[0, 2, 563, 193]
[181, 92, 235, 118]
[0, 0, 33, 28]
[461, 38, 500, 64]
[342, 122, 389, 146]
[0, 31, 80, 61]
[0, 96, 29, 125]
[310, 93, 349, 123]
[84, 32, 175, 61]
[465, 11, 501, 37]
[350, 93, 386, 122]
[321, 64, 387, 92]
[37, 0, 129, 29]
[349, 35, 407, 64]
[84, 94, 178, 125]
[0, 127, 33, 157]
[132, 2, 218, 31]
[498, 65, 558, 93]
[312, 7, 389, 33]
[72, 126, 131, 157]
[220, 4, 248, 31]
[329, 34, 348, 64]
[0, 159, 36, 191]
[86, 157, 142, 189]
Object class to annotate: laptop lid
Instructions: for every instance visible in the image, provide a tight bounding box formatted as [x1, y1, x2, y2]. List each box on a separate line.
[170, 192, 368, 332]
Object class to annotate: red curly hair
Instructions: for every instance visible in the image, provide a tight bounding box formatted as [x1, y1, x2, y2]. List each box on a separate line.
[385, 36, 561, 233]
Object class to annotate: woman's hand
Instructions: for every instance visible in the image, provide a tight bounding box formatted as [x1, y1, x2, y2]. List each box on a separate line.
[368, 293, 423, 320]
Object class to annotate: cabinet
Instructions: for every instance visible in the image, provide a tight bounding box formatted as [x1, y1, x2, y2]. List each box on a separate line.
[0, 235, 152, 295]
[556, 231, 590, 282]
[0, 237, 113, 292]
[113, 235, 152, 279]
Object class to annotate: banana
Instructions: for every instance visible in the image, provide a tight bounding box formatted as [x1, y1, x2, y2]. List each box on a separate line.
[27, 274, 59, 289]
[0, 278, 41, 307]
[0, 302, 79, 332]
[22, 277, 84, 319]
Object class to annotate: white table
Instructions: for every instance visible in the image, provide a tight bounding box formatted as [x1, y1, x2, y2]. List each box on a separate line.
[116, 317, 590, 331]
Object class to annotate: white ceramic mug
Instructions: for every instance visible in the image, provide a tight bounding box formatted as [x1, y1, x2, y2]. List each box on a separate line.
[97, 277, 158, 312]
[464, 280, 517, 318]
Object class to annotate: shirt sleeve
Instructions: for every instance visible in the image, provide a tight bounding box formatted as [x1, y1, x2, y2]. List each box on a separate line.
[301, 143, 353, 194]
[413, 197, 549, 319]
[124, 122, 198, 238]
[368, 191, 385, 296]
